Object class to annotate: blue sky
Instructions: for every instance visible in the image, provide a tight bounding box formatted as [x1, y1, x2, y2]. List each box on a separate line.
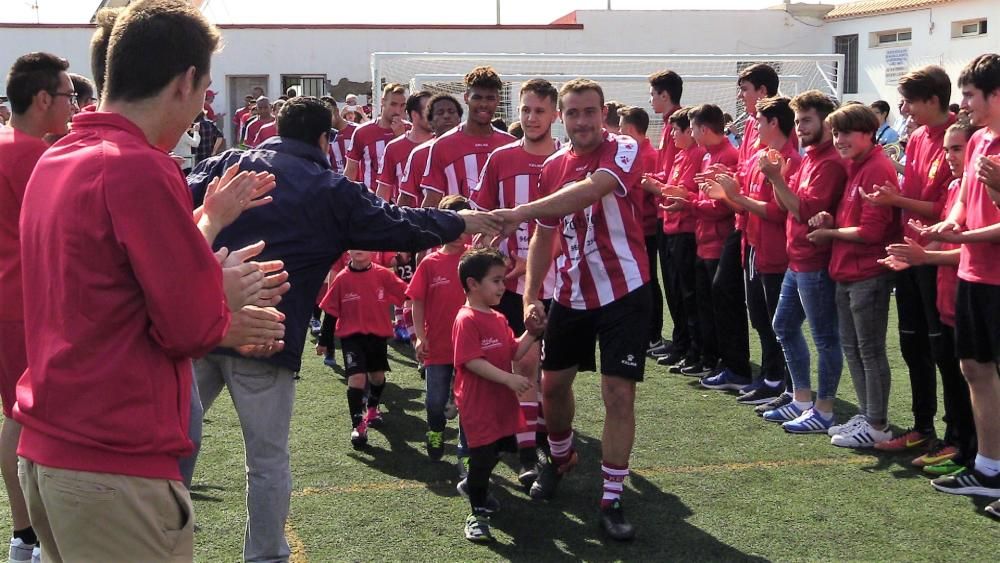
[6, 0, 846, 24]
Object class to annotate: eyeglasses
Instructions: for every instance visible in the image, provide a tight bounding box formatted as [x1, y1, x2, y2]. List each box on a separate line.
[50, 91, 78, 104]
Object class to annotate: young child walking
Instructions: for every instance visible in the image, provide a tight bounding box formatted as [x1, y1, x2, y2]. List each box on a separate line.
[319, 250, 408, 448]
[452, 248, 544, 542]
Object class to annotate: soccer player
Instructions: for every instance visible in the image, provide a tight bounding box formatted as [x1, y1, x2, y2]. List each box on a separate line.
[408, 196, 472, 460]
[451, 248, 543, 543]
[420, 66, 515, 208]
[495, 78, 652, 541]
[398, 93, 463, 208]
[651, 108, 705, 371]
[703, 96, 801, 407]
[376, 91, 433, 203]
[753, 91, 847, 422]
[620, 106, 665, 353]
[0, 51, 75, 563]
[663, 104, 739, 380]
[319, 250, 408, 448]
[245, 96, 275, 148]
[471, 78, 560, 487]
[883, 120, 977, 476]
[320, 95, 357, 175]
[806, 103, 900, 448]
[860, 66, 958, 451]
[345, 82, 408, 191]
[698, 64, 781, 391]
[920, 53, 1000, 515]
[604, 100, 624, 134]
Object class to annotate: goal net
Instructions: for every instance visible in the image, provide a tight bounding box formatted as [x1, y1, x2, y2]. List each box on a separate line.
[371, 53, 844, 143]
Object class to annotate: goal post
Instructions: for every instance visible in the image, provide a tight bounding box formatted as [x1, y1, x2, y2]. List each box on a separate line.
[371, 52, 845, 142]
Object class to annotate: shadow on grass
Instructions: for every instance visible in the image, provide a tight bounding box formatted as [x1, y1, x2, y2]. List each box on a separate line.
[479, 433, 768, 561]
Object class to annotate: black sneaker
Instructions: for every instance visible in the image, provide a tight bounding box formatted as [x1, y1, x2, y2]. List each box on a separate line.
[986, 498, 1000, 519]
[737, 382, 784, 405]
[680, 362, 712, 377]
[456, 478, 501, 514]
[529, 460, 562, 500]
[668, 357, 693, 374]
[657, 351, 685, 367]
[518, 467, 539, 490]
[931, 467, 1000, 497]
[599, 499, 636, 541]
[647, 339, 665, 355]
[648, 341, 672, 358]
[755, 392, 792, 416]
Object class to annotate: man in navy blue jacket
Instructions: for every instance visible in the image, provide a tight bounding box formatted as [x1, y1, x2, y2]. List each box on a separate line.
[186, 97, 501, 562]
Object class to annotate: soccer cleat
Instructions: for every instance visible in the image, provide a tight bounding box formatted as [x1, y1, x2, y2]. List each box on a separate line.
[456, 478, 501, 514]
[923, 459, 965, 477]
[680, 361, 713, 378]
[599, 499, 636, 541]
[309, 318, 322, 336]
[444, 398, 458, 420]
[763, 402, 805, 423]
[426, 431, 444, 461]
[782, 409, 833, 434]
[986, 498, 1000, 519]
[737, 383, 785, 406]
[874, 429, 934, 452]
[350, 421, 368, 449]
[931, 467, 1000, 497]
[9, 538, 35, 563]
[530, 452, 577, 500]
[364, 406, 384, 429]
[830, 420, 892, 448]
[912, 445, 958, 468]
[464, 513, 494, 543]
[828, 414, 866, 437]
[755, 392, 792, 416]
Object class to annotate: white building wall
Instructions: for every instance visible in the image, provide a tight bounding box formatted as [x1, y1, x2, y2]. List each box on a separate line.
[824, 0, 1000, 106]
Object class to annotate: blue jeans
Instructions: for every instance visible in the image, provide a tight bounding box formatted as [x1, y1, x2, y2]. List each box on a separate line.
[424, 364, 454, 432]
[772, 269, 843, 401]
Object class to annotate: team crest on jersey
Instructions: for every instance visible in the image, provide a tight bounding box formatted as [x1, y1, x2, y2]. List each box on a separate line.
[614, 137, 638, 173]
[481, 337, 502, 350]
[344, 292, 361, 302]
[928, 158, 940, 181]
[377, 288, 385, 301]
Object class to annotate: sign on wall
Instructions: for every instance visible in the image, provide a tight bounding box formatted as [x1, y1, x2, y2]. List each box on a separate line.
[885, 48, 909, 86]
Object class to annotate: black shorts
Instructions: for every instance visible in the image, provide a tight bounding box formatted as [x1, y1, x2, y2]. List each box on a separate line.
[955, 280, 1000, 366]
[340, 334, 391, 376]
[493, 290, 552, 335]
[540, 284, 652, 381]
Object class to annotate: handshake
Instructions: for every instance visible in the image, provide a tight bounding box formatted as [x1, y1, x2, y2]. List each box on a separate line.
[456, 208, 531, 242]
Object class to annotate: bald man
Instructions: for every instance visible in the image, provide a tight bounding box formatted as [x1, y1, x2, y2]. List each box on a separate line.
[245, 96, 275, 148]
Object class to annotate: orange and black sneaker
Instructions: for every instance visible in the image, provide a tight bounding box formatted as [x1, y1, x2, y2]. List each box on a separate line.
[874, 429, 934, 452]
[912, 445, 958, 467]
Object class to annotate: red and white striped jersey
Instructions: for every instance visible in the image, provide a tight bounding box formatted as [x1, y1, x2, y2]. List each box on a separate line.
[471, 138, 558, 298]
[536, 132, 650, 310]
[399, 139, 434, 202]
[421, 124, 515, 198]
[377, 135, 419, 202]
[329, 122, 356, 175]
[347, 121, 400, 191]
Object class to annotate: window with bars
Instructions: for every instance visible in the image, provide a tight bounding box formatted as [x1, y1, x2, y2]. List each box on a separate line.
[834, 34, 858, 95]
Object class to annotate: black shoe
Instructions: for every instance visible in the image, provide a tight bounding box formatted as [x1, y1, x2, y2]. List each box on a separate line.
[648, 341, 672, 358]
[931, 467, 1000, 497]
[737, 382, 785, 405]
[986, 498, 1000, 519]
[680, 361, 712, 377]
[647, 339, 665, 355]
[755, 392, 792, 416]
[457, 478, 501, 514]
[518, 467, 539, 490]
[599, 499, 636, 541]
[657, 351, 685, 367]
[529, 460, 562, 500]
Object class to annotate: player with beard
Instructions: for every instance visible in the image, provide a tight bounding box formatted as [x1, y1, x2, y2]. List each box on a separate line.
[346, 83, 408, 191]
[377, 91, 433, 203]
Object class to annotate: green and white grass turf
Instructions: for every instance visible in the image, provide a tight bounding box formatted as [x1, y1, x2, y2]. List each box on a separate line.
[3, 301, 997, 561]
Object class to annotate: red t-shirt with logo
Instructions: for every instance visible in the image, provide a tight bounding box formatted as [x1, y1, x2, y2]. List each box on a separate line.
[453, 306, 523, 448]
[320, 264, 408, 338]
[535, 132, 650, 310]
[406, 249, 466, 365]
[900, 114, 956, 240]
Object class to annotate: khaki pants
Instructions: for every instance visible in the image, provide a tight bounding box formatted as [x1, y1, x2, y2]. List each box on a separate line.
[18, 458, 194, 563]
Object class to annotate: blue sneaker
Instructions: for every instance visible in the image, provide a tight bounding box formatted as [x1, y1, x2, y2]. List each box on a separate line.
[700, 369, 752, 391]
[738, 380, 764, 395]
[323, 353, 338, 368]
[782, 408, 833, 434]
[763, 402, 806, 423]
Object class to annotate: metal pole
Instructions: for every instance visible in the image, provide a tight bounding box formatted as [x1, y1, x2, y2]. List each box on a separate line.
[496, 0, 500, 25]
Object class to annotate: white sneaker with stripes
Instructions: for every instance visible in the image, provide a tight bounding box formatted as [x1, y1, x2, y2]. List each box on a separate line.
[830, 420, 892, 448]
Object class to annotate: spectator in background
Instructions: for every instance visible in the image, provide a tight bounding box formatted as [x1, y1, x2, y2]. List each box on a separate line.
[173, 121, 200, 174]
[949, 102, 961, 114]
[194, 110, 224, 164]
[723, 112, 741, 147]
[0, 102, 9, 127]
[507, 120, 523, 139]
[69, 73, 95, 110]
[245, 96, 275, 147]
[604, 100, 624, 133]
[204, 88, 222, 122]
[285, 86, 297, 98]
[234, 94, 253, 129]
[491, 117, 506, 131]
[871, 100, 900, 145]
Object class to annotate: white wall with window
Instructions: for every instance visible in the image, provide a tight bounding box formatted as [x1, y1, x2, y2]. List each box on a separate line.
[824, 0, 998, 106]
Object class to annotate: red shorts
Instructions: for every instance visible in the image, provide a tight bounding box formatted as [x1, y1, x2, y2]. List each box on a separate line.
[0, 321, 27, 418]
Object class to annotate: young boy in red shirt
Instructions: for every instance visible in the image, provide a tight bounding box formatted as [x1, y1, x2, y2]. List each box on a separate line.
[452, 248, 543, 543]
[407, 196, 472, 461]
[319, 250, 408, 448]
